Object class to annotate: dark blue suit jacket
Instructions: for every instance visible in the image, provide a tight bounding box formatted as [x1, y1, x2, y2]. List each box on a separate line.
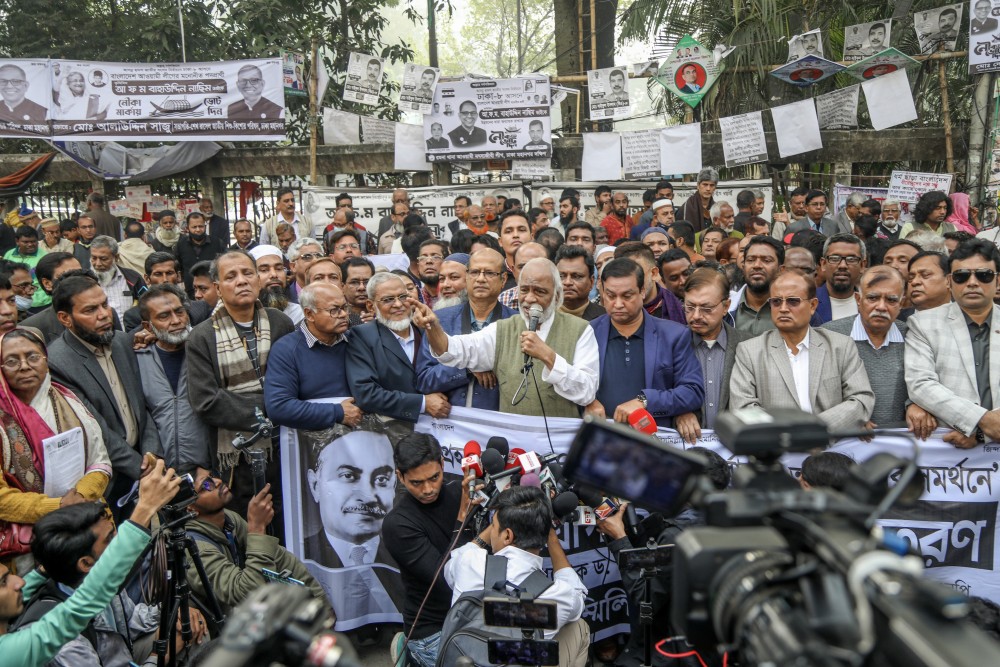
[589, 311, 705, 427]
[414, 302, 515, 410]
[346, 321, 424, 422]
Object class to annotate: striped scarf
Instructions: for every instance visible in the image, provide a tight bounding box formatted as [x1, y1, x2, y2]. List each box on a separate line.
[212, 303, 272, 468]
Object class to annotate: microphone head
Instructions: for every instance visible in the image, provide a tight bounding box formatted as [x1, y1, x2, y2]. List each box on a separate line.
[551, 492, 580, 519]
[520, 472, 542, 488]
[481, 448, 506, 475]
[528, 304, 543, 319]
[628, 408, 658, 435]
[575, 486, 604, 508]
[486, 436, 510, 459]
[463, 440, 482, 457]
[506, 448, 526, 469]
[547, 462, 564, 483]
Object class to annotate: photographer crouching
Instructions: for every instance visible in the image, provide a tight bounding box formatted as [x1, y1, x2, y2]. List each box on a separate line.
[595, 447, 729, 667]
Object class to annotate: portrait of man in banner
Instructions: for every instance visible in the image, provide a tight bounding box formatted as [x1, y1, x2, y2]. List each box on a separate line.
[676, 62, 706, 94]
[448, 100, 487, 147]
[300, 423, 405, 628]
[228, 63, 283, 120]
[0, 63, 46, 123]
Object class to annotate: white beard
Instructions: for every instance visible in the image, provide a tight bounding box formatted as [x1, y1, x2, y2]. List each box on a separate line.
[377, 313, 412, 333]
[433, 292, 468, 311]
[95, 268, 115, 287]
[152, 323, 192, 345]
[519, 302, 557, 328]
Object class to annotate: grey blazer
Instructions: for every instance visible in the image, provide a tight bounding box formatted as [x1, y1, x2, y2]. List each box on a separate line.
[905, 302, 1000, 436]
[729, 327, 875, 431]
[47, 330, 162, 480]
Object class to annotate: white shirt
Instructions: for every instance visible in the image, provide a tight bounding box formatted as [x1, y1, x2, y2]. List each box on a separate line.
[785, 330, 812, 412]
[829, 294, 858, 320]
[284, 302, 304, 326]
[324, 532, 381, 566]
[100, 267, 133, 329]
[445, 542, 587, 639]
[434, 313, 600, 407]
[849, 315, 904, 350]
[260, 213, 306, 245]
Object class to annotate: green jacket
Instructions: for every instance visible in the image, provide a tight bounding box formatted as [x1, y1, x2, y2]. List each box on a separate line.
[187, 509, 325, 614]
[0, 520, 150, 667]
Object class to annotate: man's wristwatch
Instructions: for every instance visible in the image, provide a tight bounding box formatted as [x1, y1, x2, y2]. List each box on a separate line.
[636, 392, 648, 409]
[976, 427, 987, 444]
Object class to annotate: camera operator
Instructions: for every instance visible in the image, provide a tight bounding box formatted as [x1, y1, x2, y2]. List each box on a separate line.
[179, 466, 325, 615]
[445, 485, 590, 667]
[595, 447, 730, 667]
[380, 432, 479, 667]
[0, 459, 180, 667]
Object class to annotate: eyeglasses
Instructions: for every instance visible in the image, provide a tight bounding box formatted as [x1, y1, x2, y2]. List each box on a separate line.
[951, 269, 998, 284]
[346, 278, 369, 287]
[768, 297, 806, 308]
[333, 244, 359, 252]
[683, 302, 722, 315]
[469, 269, 503, 279]
[11, 281, 35, 292]
[237, 78, 263, 86]
[377, 294, 409, 306]
[195, 472, 223, 493]
[824, 255, 863, 265]
[0, 79, 26, 88]
[1, 353, 45, 371]
[459, 111, 477, 117]
[298, 252, 324, 261]
[418, 254, 444, 262]
[319, 304, 349, 317]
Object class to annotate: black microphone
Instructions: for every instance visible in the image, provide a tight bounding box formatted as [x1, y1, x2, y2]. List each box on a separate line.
[480, 448, 506, 477]
[624, 504, 640, 537]
[486, 436, 510, 460]
[551, 491, 580, 526]
[524, 304, 543, 365]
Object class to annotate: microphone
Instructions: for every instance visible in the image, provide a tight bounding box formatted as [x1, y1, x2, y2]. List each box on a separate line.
[524, 304, 544, 365]
[576, 487, 621, 520]
[628, 408, 658, 434]
[486, 436, 510, 460]
[520, 472, 542, 489]
[517, 451, 542, 475]
[506, 448, 526, 470]
[461, 441, 483, 500]
[551, 491, 580, 526]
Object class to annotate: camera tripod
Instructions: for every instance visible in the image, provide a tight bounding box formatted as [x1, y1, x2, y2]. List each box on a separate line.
[152, 506, 226, 667]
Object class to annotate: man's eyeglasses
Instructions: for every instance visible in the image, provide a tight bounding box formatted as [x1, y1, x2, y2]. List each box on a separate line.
[418, 254, 444, 262]
[0, 79, 26, 88]
[333, 244, 359, 252]
[195, 472, 224, 493]
[469, 269, 503, 279]
[824, 255, 863, 266]
[768, 296, 807, 308]
[237, 78, 263, 87]
[11, 281, 35, 292]
[298, 252, 324, 262]
[319, 304, 349, 317]
[346, 278, 369, 287]
[468, 215, 486, 221]
[951, 269, 998, 284]
[377, 294, 409, 306]
[683, 302, 721, 315]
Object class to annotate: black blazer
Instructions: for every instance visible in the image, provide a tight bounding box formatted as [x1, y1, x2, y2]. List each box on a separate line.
[346, 322, 423, 422]
[47, 329, 162, 479]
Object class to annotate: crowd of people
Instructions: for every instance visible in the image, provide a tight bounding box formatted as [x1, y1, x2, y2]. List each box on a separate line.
[0, 170, 993, 666]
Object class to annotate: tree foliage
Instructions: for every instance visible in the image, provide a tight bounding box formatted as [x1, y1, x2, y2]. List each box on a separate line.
[437, 0, 556, 77]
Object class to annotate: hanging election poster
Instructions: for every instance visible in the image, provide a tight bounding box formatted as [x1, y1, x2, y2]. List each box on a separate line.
[719, 111, 769, 168]
[48, 58, 284, 141]
[653, 35, 722, 109]
[969, 0, 1000, 73]
[342, 52, 384, 106]
[587, 66, 631, 121]
[816, 86, 861, 130]
[786, 29, 825, 62]
[281, 51, 307, 97]
[844, 48, 920, 82]
[0, 59, 50, 139]
[398, 64, 439, 115]
[915, 3, 964, 54]
[843, 19, 893, 62]
[770, 54, 845, 87]
[423, 76, 551, 162]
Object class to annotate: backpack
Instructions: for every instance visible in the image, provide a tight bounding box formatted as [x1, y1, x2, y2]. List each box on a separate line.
[435, 554, 554, 667]
[10, 578, 101, 655]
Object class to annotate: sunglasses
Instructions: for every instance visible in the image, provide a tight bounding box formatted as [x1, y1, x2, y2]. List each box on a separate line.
[768, 296, 807, 308]
[951, 269, 997, 284]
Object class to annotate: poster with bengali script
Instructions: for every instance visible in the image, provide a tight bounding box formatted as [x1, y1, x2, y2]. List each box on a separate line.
[398, 63, 439, 115]
[423, 76, 551, 162]
[587, 66, 630, 120]
[282, 51, 307, 98]
[786, 29, 825, 62]
[914, 3, 964, 54]
[815, 86, 861, 130]
[653, 35, 721, 109]
[843, 48, 920, 82]
[48, 58, 284, 141]
[719, 111, 768, 168]
[769, 54, 845, 87]
[0, 59, 51, 138]
[620, 129, 661, 180]
[342, 52, 384, 107]
[969, 0, 1000, 73]
[887, 170, 954, 203]
[843, 19, 893, 62]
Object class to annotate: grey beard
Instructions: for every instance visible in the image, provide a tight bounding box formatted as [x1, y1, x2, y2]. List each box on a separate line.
[94, 268, 115, 286]
[376, 312, 412, 332]
[519, 301, 557, 327]
[152, 323, 191, 345]
[434, 292, 468, 311]
[259, 285, 289, 311]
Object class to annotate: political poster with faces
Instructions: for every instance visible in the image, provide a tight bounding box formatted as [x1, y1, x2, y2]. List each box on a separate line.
[969, 0, 1000, 73]
[786, 29, 825, 62]
[770, 54, 845, 87]
[587, 66, 630, 120]
[422, 76, 552, 162]
[397, 63, 439, 115]
[653, 35, 721, 109]
[0, 59, 50, 138]
[282, 50, 307, 97]
[342, 52, 384, 107]
[48, 58, 284, 141]
[914, 3, 964, 54]
[843, 19, 893, 62]
[843, 48, 919, 82]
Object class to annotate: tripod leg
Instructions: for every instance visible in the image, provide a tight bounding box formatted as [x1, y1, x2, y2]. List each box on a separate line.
[184, 536, 226, 627]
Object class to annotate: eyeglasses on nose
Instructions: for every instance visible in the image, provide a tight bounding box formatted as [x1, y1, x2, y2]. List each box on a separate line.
[768, 296, 805, 308]
[377, 295, 409, 306]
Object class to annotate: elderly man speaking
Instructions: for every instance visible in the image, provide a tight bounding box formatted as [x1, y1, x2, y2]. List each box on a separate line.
[412, 257, 599, 417]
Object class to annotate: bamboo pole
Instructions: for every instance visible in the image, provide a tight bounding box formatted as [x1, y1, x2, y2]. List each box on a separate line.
[309, 37, 319, 184]
[938, 59, 955, 176]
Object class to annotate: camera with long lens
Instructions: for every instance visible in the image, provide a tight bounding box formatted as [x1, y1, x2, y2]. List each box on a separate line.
[563, 410, 1000, 667]
[199, 584, 361, 667]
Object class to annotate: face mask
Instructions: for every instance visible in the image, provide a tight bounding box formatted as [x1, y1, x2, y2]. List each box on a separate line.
[14, 295, 32, 310]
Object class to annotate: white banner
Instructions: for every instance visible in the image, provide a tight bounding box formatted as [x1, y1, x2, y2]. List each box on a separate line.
[49, 58, 284, 141]
[423, 76, 552, 162]
[620, 129, 662, 180]
[283, 405, 1000, 635]
[843, 19, 893, 62]
[719, 111, 768, 168]
[0, 59, 50, 138]
[915, 3, 964, 55]
[816, 86, 861, 130]
[342, 52, 384, 106]
[969, 0, 1000, 74]
[887, 170, 954, 203]
[398, 64, 439, 115]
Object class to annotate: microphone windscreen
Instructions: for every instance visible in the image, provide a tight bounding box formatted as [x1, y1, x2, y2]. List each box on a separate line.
[481, 448, 506, 475]
[551, 492, 580, 519]
[575, 486, 604, 508]
[486, 436, 510, 458]
[463, 440, 482, 457]
[506, 448, 526, 469]
[520, 472, 541, 488]
[628, 408, 658, 435]
[547, 462, 564, 482]
[528, 304, 543, 318]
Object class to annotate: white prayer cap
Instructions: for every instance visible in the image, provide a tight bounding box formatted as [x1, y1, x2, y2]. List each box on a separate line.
[248, 244, 283, 262]
[651, 199, 674, 211]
